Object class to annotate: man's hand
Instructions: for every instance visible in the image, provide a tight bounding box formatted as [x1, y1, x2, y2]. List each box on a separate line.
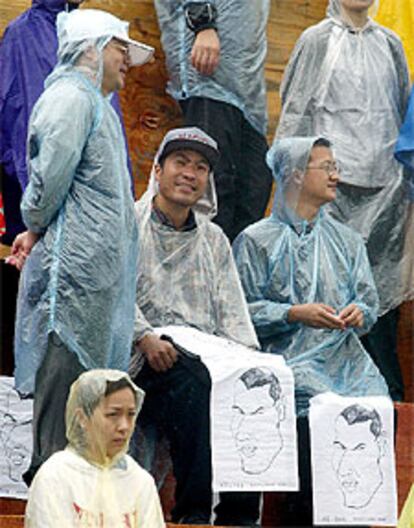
[191, 29, 220, 76]
[288, 303, 345, 330]
[5, 230, 39, 271]
[338, 304, 364, 328]
[137, 333, 178, 372]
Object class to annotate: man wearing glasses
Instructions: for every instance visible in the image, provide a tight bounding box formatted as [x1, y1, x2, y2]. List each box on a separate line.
[234, 136, 388, 413]
[233, 135, 389, 523]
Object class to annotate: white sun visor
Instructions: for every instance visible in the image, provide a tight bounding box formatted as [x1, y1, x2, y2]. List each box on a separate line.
[114, 36, 154, 66]
[57, 9, 154, 66]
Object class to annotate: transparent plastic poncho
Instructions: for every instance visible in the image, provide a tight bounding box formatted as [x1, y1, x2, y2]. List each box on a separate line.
[132, 127, 258, 372]
[276, 0, 412, 315]
[14, 12, 139, 396]
[233, 137, 389, 416]
[153, 0, 270, 135]
[25, 370, 165, 528]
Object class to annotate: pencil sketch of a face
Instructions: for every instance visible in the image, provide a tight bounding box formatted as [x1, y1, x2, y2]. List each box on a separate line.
[0, 412, 31, 482]
[231, 367, 285, 475]
[331, 404, 385, 509]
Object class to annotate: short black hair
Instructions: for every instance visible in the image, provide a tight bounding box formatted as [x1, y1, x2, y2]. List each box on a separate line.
[313, 137, 331, 149]
[240, 367, 282, 403]
[339, 404, 382, 439]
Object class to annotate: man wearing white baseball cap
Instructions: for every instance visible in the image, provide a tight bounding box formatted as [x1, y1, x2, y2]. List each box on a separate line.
[12, 9, 154, 485]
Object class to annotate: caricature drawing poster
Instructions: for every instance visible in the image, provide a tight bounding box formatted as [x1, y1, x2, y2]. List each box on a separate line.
[155, 326, 299, 492]
[212, 360, 298, 492]
[309, 392, 397, 526]
[0, 376, 33, 499]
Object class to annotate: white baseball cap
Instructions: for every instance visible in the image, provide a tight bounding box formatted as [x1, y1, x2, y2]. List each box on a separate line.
[57, 9, 154, 66]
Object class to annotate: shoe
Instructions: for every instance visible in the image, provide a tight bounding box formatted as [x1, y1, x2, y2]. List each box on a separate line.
[179, 513, 211, 525]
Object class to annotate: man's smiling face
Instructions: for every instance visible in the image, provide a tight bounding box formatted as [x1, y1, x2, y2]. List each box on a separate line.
[155, 149, 210, 209]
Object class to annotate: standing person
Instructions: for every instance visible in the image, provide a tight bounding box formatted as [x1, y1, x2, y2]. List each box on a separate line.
[276, 0, 411, 401]
[12, 8, 153, 485]
[132, 127, 261, 525]
[153, 0, 273, 241]
[0, 0, 133, 246]
[25, 369, 165, 528]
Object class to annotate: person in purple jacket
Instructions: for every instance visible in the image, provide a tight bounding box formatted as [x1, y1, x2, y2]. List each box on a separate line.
[0, 0, 132, 245]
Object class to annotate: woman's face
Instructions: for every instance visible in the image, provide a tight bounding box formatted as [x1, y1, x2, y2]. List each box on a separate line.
[86, 387, 137, 460]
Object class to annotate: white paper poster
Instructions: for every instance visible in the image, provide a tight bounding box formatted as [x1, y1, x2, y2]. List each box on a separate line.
[309, 392, 397, 526]
[155, 326, 299, 492]
[0, 376, 33, 499]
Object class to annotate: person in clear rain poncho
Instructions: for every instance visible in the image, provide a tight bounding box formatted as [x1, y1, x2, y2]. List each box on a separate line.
[12, 9, 154, 485]
[25, 370, 165, 528]
[233, 136, 389, 417]
[0, 0, 134, 244]
[153, 0, 272, 241]
[131, 127, 260, 525]
[233, 136, 390, 525]
[276, 0, 411, 401]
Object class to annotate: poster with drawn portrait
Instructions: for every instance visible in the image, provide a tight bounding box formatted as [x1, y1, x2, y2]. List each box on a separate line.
[309, 392, 397, 526]
[0, 376, 33, 499]
[155, 326, 299, 492]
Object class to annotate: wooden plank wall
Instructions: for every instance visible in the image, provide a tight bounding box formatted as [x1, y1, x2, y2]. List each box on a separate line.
[0, 0, 328, 195]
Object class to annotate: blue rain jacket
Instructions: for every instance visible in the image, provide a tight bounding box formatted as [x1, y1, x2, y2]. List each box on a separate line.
[233, 137, 389, 415]
[154, 0, 269, 135]
[14, 68, 138, 396]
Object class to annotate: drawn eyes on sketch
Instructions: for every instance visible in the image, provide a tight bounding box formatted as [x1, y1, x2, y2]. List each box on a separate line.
[331, 404, 385, 510]
[230, 367, 285, 475]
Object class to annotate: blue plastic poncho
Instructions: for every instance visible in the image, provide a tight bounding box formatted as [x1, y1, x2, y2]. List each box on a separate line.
[14, 10, 139, 396]
[233, 137, 389, 415]
[131, 127, 259, 373]
[276, 0, 412, 315]
[0, 1, 132, 240]
[153, 0, 269, 136]
[395, 86, 414, 173]
[394, 86, 414, 303]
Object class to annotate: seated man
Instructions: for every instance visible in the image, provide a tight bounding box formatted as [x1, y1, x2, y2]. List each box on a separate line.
[233, 136, 389, 412]
[131, 127, 260, 526]
[233, 136, 390, 524]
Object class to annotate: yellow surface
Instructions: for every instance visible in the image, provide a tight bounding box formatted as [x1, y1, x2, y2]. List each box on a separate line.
[0, 244, 11, 259]
[375, 0, 414, 79]
[398, 484, 414, 528]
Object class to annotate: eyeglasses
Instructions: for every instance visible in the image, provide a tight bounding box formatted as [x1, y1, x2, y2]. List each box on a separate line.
[307, 161, 340, 176]
[109, 38, 130, 58]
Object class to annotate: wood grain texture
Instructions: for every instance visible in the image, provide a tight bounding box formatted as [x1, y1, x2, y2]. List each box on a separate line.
[0, 0, 327, 193]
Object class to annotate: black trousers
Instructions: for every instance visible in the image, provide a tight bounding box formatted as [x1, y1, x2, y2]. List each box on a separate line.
[180, 97, 273, 242]
[361, 308, 404, 401]
[134, 356, 260, 525]
[23, 333, 85, 486]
